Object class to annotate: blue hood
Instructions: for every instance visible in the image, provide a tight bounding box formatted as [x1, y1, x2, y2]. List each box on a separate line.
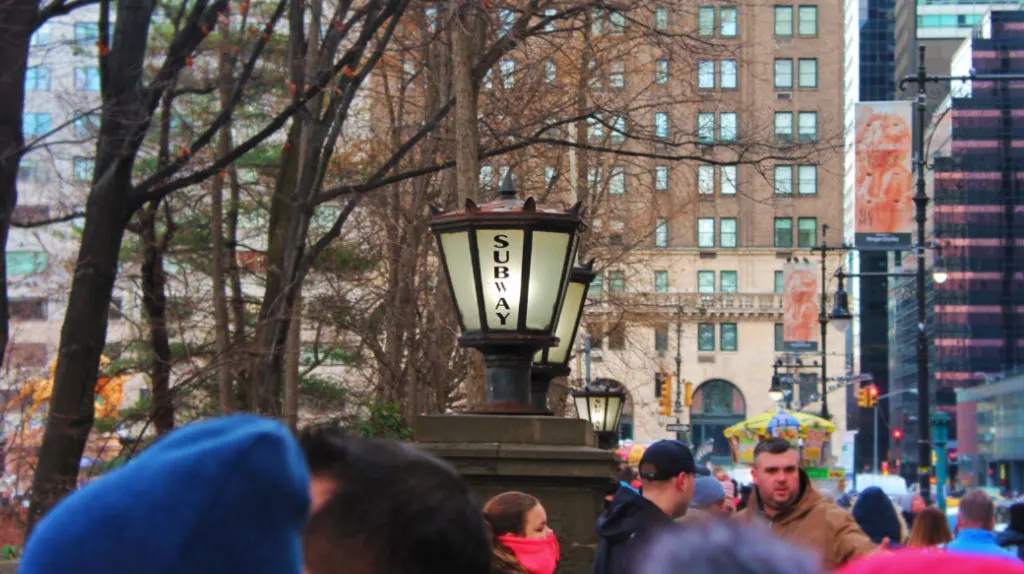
[21, 415, 311, 574]
[852, 486, 903, 544]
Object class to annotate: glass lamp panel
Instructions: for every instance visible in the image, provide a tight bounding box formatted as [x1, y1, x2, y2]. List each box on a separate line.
[587, 396, 608, 431]
[547, 281, 586, 364]
[602, 395, 624, 432]
[477, 229, 525, 330]
[439, 232, 481, 330]
[526, 231, 573, 330]
[573, 395, 590, 422]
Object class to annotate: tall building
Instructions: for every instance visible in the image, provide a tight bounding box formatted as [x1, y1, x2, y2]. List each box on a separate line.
[888, 9, 1024, 475]
[583, 2, 848, 462]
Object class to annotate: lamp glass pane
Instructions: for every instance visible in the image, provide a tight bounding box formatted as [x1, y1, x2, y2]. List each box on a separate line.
[547, 281, 586, 364]
[604, 394, 624, 433]
[477, 229, 525, 330]
[587, 396, 608, 431]
[573, 395, 589, 421]
[440, 232, 481, 330]
[526, 231, 572, 330]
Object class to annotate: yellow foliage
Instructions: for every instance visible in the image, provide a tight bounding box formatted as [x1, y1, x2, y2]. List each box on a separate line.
[5, 357, 129, 421]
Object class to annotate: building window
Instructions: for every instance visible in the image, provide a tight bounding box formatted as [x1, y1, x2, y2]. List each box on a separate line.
[720, 271, 738, 293]
[654, 111, 670, 139]
[719, 112, 737, 142]
[697, 112, 715, 143]
[609, 11, 627, 35]
[609, 166, 626, 195]
[25, 67, 51, 91]
[609, 220, 625, 246]
[543, 8, 556, 32]
[655, 325, 669, 352]
[720, 7, 738, 36]
[590, 275, 603, 299]
[698, 270, 716, 294]
[774, 218, 794, 248]
[798, 374, 818, 403]
[798, 112, 818, 142]
[721, 165, 737, 195]
[499, 9, 515, 35]
[655, 59, 669, 84]
[587, 116, 604, 141]
[544, 61, 557, 83]
[775, 59, 793, 89]
[75, 67, 101, 91]
[74, 114, 101, 137]
[607, 324, 625, 350]
[655, 8, 670, 31]
[655, 166, 669, 191]
[774, 165, 793, 195]
[775, 323, 785, 351]
[697, 60, 715, 89]
[588, 167, 602, 189]
[698, 323, 716, 351]
[18, 160, 38, 183]
[9, 298, 46, 320]
[544, 167, 558, 185]
[75, 22, 99, 45]
[775, 112, 794, 142]
[798, 6, 818, 36]
[655, 270, 669, 293]
[697, 165, 714, 195]
[31, 22, 52, 46]
[698, 7, 715, 36]
[587, 60, 601, 91]
[8, 343, 47, 368]
[590, 322, 604, 349]
[7, 251, 48, 276]
[480, 165, 493, 188]
[610, 116, 627, 144]
[775, 270, 784, 294]
[721, 323, 738, 351]
[591, 9, 604, 36]
[655, 218, 669, 247]
[720, 218, 737, 248]
[73, 157, 95, 181]
[23, 113, 51, 137]
[609, 61, 625, 89]
[499, 59, 515, 88]
[483, 69, 493, 89]
[698, 218, 715, 248]
[608, 270, 626, 293]
[798, 217, 818, 247]
[798, 165, 818, 195]
[720, 59, 737, 89]
[798, 58, 818, 88]
[775, 6, 794, 36]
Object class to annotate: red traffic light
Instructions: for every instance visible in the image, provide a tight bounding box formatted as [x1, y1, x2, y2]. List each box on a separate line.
[892, 429, 904, 441]
[868, 385, 879, 398]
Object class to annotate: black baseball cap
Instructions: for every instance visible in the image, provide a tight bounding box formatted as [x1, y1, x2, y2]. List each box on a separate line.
[638, 440, 712, 481]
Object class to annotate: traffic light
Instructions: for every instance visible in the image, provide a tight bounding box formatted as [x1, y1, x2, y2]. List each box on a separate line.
[683, 381, 694, 407]
[856, 387, 868, 408]
[892, 429, 904, 442]
[867, 385, 879, 407]
[659, 375, 673, 416]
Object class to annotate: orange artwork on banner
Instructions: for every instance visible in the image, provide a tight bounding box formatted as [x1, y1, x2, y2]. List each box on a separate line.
[783, 263, 819, 351]
[855, 102, 914, 249]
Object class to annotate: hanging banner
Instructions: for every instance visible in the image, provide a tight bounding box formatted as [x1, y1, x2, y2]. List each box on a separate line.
[783, 262, 819, 352]
[855, 102, 914, 250]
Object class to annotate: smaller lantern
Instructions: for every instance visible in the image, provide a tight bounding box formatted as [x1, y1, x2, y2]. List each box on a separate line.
[530, 262, 596, 413]
[572, 385, 626, 449]
[430, 172, 585, 412]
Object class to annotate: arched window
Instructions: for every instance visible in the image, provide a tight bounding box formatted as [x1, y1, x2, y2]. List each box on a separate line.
[691, 379, 746, 463]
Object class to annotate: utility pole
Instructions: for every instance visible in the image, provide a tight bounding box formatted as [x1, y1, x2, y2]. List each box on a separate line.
[674, 307, 684, 441]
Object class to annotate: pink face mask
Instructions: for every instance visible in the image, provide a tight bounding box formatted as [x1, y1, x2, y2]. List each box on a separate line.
[497, 533, 560, 574]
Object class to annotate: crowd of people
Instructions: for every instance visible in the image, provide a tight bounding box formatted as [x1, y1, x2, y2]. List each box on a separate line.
[13, 415, 1024, 574]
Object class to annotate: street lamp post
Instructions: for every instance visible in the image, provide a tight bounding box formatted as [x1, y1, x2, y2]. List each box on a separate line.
[429, 172, 585, 413]
[810, 224, 854, 420]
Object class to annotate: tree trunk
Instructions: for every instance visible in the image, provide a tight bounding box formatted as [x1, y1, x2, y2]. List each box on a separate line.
[0, 0, 35, 371]
[283, 288, 301, 431]
[211, 31, 236, 413]
[139, 202, 174, 434]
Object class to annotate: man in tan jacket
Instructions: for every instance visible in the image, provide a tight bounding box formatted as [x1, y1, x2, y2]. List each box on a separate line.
[737, 438, 878, 570]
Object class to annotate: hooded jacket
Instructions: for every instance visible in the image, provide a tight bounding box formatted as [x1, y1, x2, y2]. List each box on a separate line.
[20, 415, 311, 574]
[737, 469, 877, 571]
[852, 486, 904, 545]
[997, 502, 1024, 559]
[591, 485, 676, 574]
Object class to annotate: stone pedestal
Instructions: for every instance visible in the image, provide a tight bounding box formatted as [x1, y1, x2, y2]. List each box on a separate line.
[415, 415, 616, 574]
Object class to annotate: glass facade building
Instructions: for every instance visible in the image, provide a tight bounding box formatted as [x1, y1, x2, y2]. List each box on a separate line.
[957, 370, 1024, 491]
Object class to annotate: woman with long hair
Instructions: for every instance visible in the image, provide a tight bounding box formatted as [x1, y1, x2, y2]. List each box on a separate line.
[483, 492, 560, 574]
[907, 506, 954, 549]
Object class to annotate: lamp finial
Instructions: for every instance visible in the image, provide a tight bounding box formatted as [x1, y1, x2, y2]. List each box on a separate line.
[499, 170, 516, 198]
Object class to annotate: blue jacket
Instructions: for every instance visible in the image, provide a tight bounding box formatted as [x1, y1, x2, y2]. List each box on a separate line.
[21, 415, 311, 574]
[946, 528, 1018, 559]
[592, 486, 676, 574]
[851, 486, 903, 545]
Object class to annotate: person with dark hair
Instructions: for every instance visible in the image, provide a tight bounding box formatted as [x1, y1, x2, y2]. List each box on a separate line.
[946, 489, 1016, 558]
[300, 426, 492, 574]
[636, 518, 821, 574]
[737, 438, 876, 570]
[997, 501, 1024, 559]
[483, 492, 559, 574]
[907, 506, 954, 549]
[20, 415, 310, 574]
[736, 484, 753, 512]
[591, 440, 710, 574]
[852, 487, 904, 547]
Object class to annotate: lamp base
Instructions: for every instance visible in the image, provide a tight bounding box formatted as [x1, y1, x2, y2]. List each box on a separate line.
[529, 364, 571, 415]
[460, 334, 556, 415]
